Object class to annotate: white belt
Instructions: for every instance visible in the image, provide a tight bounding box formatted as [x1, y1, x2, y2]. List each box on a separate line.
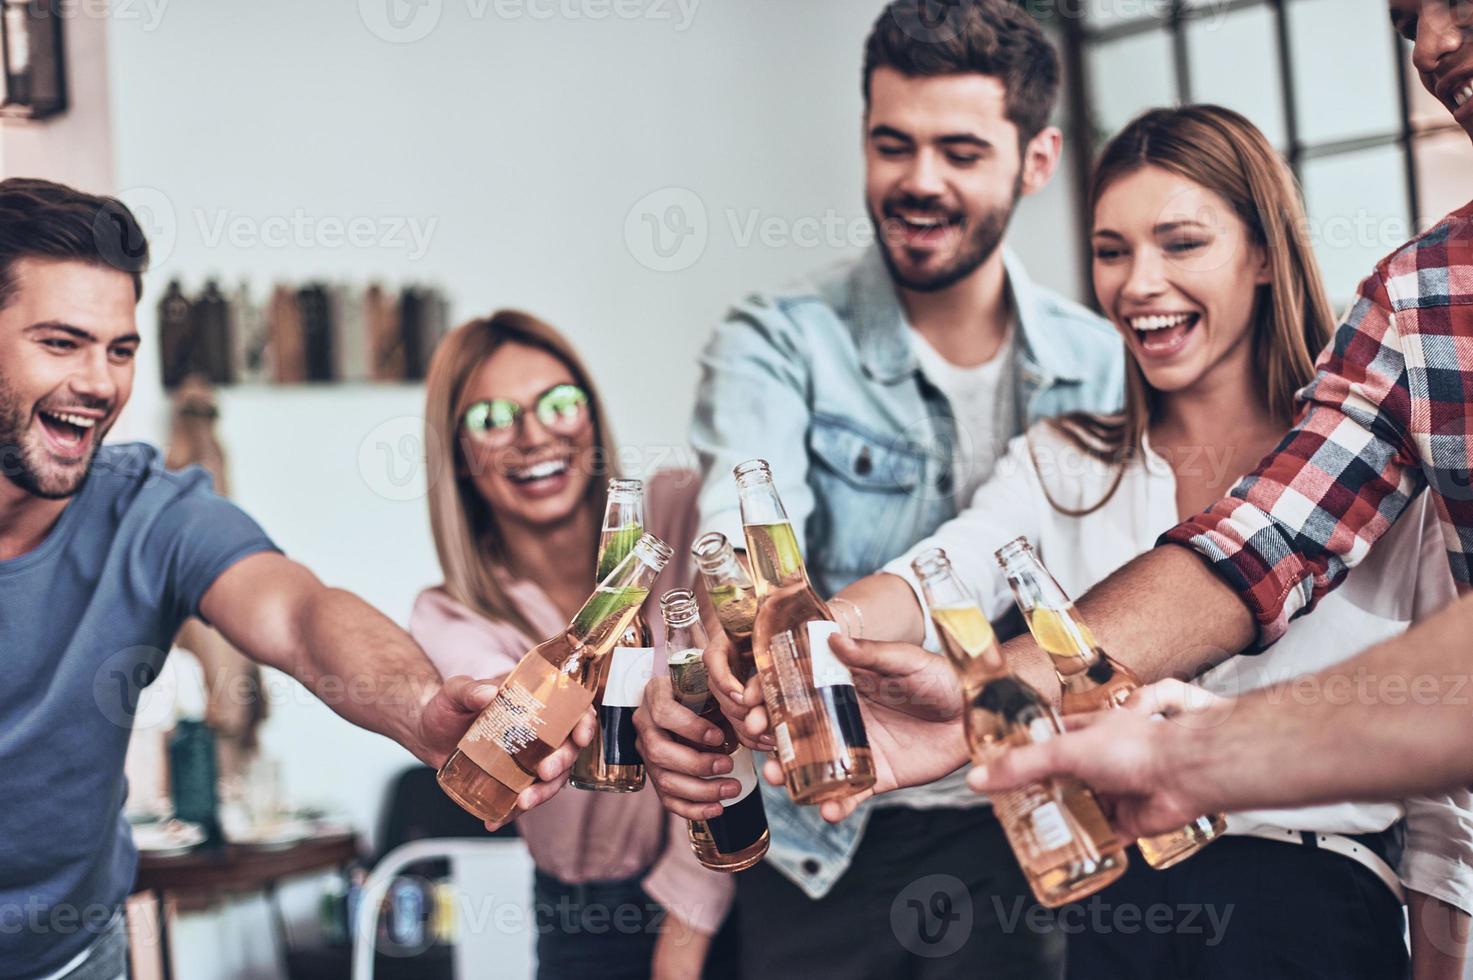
[1231, 827, 1405, 903]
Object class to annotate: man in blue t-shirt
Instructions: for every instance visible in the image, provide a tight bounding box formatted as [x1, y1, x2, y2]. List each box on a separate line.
[0, 179, 578, 980]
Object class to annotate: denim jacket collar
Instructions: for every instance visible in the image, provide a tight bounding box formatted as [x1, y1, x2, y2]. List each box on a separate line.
[847, 245, 1092, 387]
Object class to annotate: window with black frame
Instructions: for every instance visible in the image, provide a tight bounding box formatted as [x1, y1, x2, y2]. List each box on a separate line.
[1034, 0, 1473, 303]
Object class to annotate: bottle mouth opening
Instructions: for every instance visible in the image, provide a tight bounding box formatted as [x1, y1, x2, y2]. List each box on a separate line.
[607, 478, 644, 495]
[659, 588, 700, 625]
[691, 531, 733, 572]
[993, 536, 1033, 569]
[910, 546, 951, 580]
[634, 533, 674, 567]
[732, 459, 772, 484]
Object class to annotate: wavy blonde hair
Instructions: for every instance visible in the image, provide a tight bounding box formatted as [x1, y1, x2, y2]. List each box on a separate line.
[424, 310, 618, 638]
[1039, 104, 1336, 517]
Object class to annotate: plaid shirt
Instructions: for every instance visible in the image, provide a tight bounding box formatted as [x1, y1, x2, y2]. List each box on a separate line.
[1163, 199, 1473, 646]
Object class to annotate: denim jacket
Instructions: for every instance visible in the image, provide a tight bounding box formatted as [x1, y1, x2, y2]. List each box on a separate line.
[690, 246, 1125, 898]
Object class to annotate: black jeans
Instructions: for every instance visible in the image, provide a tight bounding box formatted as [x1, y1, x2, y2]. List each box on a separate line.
[734, 806, 1065, 980]
[1063, 837, 1409, 980]
[532, 870, 665, 980]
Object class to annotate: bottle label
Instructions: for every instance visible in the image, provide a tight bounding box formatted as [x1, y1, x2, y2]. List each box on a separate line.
[1029, 800, 1073, 852]
[604, 647, 655, 708]
[601, 647, 654, 765]
[774, 722, 796, 764]
[716, 747, 759, 805]
[457, 655, 594, 792]
[994, 783, 1077, 860]
[806, 621, 854, 689]
[707, 749, 768, 854]
[823, 683, 870, 750]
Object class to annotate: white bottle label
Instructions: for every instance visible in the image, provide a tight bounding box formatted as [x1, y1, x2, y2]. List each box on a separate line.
[1030, 801, 1073, 852]
[807, 620, 854, 689]
[604, 647, 655, 708]
[774, 722, 796, 764]
[717, 749, 760, 807]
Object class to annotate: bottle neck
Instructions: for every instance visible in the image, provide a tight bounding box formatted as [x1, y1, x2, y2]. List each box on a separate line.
[741, 519, 813, 598]
[597, 495, 645, 581]
[735, 472, 788, 528]
[571, 549, 664, 645]
[929, 604, 1010, 691]
[698, 550, 758, 631]
[696, 549, 750, 591]
[663, 606, 706, 653]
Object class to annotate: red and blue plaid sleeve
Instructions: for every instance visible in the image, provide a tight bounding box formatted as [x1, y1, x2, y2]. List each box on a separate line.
[1162, 270, 1427, 647]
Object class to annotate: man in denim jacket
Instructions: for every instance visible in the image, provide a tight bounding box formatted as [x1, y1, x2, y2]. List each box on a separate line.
[671, 2, 1125, 976]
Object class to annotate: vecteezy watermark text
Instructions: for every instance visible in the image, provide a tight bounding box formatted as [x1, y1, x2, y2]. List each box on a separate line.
[193, 209, 438, 261]
[359, 0, 699, 44]
[993, 896, 1235, 946]
[51, 0, 170, 31]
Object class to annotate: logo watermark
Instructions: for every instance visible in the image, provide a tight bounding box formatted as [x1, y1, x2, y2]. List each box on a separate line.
[193, 209, 438, 261]
[891, 873, 974, 958]
[624, 188, 709, 273]
[360, 0, 699, 43]
[96, 186, 177, 272]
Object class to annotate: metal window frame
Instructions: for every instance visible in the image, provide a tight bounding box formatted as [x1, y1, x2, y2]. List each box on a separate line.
[1054, 0, 1458, 302]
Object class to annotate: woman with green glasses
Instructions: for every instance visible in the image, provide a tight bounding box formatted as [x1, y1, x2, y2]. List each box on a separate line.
[408, 310, 733, 979]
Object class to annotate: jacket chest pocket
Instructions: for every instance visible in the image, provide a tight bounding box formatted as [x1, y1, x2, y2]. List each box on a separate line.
[805, 414, 932, 577]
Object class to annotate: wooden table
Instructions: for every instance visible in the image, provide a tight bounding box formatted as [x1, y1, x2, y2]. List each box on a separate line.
[131, 831, 361, 980]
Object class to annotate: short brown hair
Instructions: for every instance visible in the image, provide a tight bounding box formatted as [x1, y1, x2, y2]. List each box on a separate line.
[863, 0, 1061, 142]
[0, 178, 148, 310]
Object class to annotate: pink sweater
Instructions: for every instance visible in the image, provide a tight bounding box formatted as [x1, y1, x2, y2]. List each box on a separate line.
[409, 468, 735, 935]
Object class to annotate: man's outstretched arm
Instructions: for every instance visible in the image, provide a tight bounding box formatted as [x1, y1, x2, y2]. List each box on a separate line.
[1053, 543, 1256, 679]
[199, 552, 586, 826]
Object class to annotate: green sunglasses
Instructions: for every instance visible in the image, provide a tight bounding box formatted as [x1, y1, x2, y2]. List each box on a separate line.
[461, 383, 591, 444]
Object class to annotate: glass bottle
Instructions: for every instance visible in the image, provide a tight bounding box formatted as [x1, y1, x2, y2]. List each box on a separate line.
[996, 537, 1226, 870]
[437, 533, 672, 824]
[571, 479, 653, 792]
[913, 548, 1127, 906]
[735, 459, 875, 805]
[662, 588, 770, 872]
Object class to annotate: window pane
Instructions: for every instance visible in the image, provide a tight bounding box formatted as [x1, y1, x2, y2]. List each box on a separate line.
[1185, 7, 1288, 149]
[1288, 0, 1402, 146]
[1414, 130, 1473, 229]
[1301, 145, 1412, 303]
[1086, 28, 1176, 141]
[1081, 0, 1170, 30]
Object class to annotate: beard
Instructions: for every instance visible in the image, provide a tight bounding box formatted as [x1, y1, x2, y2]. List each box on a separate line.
[0, 373, 108, 500]
[870, 175, 1024, 294]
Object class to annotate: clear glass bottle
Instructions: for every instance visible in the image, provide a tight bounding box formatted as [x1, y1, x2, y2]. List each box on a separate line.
[735, 459, 875, 805]
[438, 534, 672, 824]
[662, 589, 770, 872]
[913, 548, 1127, 906]
[996, 536, 1226, 870]
[571, 479, 652, 793]
[691, 531, 758, 684]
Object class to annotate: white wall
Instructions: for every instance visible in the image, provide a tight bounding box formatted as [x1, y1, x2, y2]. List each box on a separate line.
[105, 0, 1084, 443]
[103, 0, 1086, 845]
[1, 4, 1088, 973]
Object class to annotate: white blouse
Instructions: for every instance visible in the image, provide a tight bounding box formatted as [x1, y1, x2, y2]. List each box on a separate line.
[884, 421, 1473, 913]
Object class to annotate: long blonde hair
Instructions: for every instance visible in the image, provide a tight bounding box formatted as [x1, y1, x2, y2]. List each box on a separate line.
[1040, 104, 1336, 517]
[424, 310, 618, 638]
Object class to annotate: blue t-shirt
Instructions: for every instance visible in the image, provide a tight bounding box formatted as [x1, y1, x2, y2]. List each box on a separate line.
[0, 443, 277, 976]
